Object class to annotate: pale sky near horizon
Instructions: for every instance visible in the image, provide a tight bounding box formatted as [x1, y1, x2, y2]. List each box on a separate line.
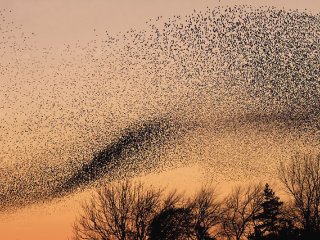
[1, 0, 319, 47]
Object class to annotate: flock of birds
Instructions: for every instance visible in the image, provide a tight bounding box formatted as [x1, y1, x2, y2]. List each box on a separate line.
[0, 5, 319, 211]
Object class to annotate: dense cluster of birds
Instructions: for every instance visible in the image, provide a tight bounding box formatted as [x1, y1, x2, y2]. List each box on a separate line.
[0, 5, 319, 211]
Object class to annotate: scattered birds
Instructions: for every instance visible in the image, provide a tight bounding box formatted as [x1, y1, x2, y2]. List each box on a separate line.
[0, 6, 319, 211]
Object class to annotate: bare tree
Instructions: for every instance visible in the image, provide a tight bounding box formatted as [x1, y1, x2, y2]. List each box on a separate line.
[279, 153, 320, 235]
[72, 180, 162, 240]
[161, 189, 184, 210]
[132, 183, 162, 240]
[221, 184, 264, 240]
[191, 187, 222, 240]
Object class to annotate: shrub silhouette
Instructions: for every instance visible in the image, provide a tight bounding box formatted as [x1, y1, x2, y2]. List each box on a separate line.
[148, 206, 194, 240]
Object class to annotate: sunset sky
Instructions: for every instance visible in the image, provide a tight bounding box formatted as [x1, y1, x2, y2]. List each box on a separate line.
[0, 1, 319, 240]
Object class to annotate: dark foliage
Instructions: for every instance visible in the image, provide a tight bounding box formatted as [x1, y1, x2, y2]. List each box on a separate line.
[250, 184, 284, 239]
[148, 207, 194, 240]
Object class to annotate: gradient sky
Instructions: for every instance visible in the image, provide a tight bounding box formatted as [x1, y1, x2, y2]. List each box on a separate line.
[2, 0, 320, 47]
[0, 1, 319, 240]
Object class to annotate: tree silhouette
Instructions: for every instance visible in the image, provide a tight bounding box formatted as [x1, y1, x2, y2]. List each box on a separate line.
[191, 187, 221, 240]
[72, 180, 162, 240]
[148, 187, 221, 240]
[250, 184, 284, 239]
[221, 184, 264, 240]
[71, 153, 320, 240]
[279, 154, 320, 238]
[148, 206, 194, 240]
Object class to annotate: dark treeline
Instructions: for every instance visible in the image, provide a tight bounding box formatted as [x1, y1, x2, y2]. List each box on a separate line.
[72, 153, 320, 240]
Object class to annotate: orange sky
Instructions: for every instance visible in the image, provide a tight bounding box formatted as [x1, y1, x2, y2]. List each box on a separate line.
[0, 1, 319, 240]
